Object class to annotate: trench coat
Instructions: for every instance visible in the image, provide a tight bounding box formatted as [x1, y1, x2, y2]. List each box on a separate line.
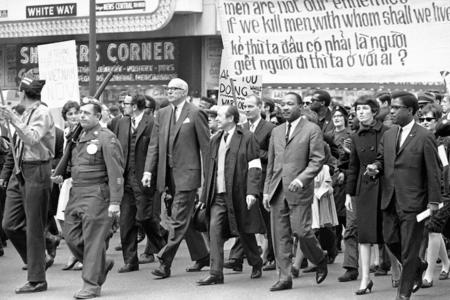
[201, 126, 266, 238]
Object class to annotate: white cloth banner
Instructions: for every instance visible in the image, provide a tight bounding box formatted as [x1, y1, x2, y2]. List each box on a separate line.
[38, 40, 80, 108]
[218, 50, 262, 111]
[219, 0, 450, 83]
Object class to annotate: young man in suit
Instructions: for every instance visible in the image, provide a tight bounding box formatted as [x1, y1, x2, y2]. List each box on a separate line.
[142, 78, 210, 278]
[263, 92, 328, 291]
[197, 105, 265, 285]
[114, 95, 167, 273]
[366, 91, 442, 300]
[225, 95, 276, 272]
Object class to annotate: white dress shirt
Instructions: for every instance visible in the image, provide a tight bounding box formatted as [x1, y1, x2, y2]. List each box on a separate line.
[399, 119, 415, 147]
[249, 117, 261, 133]
[172, 100, 186, 122]
[286, 117, 301, 140]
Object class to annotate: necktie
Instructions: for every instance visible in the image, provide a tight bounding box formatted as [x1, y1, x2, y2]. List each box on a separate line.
[131, 118, 136, 133]
[224, 132, 229, 143]
[285, 122, 292, 144]
[172, 106, 178, 125]
[396, 127, 403, 152]
[249, 123, 255, 133]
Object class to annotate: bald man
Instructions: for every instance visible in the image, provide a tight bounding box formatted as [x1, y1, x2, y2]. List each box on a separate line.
[142, 78, 210, 278]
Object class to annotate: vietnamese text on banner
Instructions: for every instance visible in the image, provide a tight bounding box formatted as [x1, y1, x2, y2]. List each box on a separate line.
[218, 0, 450, 83]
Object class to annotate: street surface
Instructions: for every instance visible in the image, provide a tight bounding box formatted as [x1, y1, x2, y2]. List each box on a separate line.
[0, 233, 449, 300]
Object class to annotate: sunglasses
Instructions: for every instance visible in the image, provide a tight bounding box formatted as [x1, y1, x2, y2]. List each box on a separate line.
[419, 117, 435, 122]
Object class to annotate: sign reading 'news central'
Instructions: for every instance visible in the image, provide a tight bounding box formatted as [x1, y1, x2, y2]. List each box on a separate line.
[26, 3, 77, 18]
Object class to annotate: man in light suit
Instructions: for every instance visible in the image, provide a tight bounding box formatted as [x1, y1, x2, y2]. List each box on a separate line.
[225, 95, 276, 272]
[114, 95, 167, 273]
[367, 91, 442, 300]
[142, 78, 210, 278]
[263, 92, 328, 291]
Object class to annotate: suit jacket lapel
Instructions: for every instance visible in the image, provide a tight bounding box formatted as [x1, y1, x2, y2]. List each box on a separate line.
[397, 123, 418, 156]
[135, 114, 148, 142]
[287, 118, 304, 145]
[254, 119, 264, 136]
[173, 102, 190, 141]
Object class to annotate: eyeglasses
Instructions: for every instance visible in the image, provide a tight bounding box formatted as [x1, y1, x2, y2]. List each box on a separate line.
[391, 105, 408, 110]
[166, 87, 184, 92]
[419, 117, 435, 122]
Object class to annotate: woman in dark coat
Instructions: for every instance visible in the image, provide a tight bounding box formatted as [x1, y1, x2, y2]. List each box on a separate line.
[345, 96, 388, 295]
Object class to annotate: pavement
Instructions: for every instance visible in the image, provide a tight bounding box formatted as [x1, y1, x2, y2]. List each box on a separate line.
[1, 234, 449, 300]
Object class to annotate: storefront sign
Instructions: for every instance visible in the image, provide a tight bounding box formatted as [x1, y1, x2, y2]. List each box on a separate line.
[219, 0, 450, 84]
[96, 1, 145, 12]
[38, 40, 80, 108]
[17, 39, 179, 85]
[26, 3, 77, 18]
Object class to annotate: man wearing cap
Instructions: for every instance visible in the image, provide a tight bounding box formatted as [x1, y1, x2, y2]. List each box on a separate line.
[0, 78, 55, 293]
[55, 99, 124, 299]
[142, 78, 210, 278]
[417, 92, 436, 116]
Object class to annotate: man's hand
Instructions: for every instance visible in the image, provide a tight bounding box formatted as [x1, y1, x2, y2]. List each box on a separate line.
[365, 164, 379, 177]
[0, 178, 7, 189]
[50, 175, 64, 184]
[141, 172, 152, 187]
[345, 194, 353, 211]
[263, 194, 270, 212]
[428, 203, 439, 216]
[0, 105, 19, 125]
[246, 195, 257, 210]
[337, 172, 345, 185]
[108, 204, 120, 218]
[288, 179, 303, 192]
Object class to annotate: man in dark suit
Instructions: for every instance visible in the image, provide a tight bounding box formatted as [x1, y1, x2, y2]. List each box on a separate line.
[197, 105, 265, 285]
[114, 95, 167, 273]
[263, 92, 327, 291]
[225, 95, 275, 272]
[366, 91, 442, 300]
[142, 78, 210, 278]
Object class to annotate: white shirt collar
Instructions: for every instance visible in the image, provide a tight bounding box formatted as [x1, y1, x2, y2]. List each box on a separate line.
[249, 117, 261, 132]
[286, 117, 301, 135]
[401, 119, 415, 133]
[132, 111, 144, 126]
[172, 100, 186, 112]
[222, 125, 236, 146]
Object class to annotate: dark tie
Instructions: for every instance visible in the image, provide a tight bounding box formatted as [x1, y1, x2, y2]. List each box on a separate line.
[285, 122, 292, 144]
[396, 127, 403, 152]
[224, 132, 229, 143]
[172, 105, 177, 126]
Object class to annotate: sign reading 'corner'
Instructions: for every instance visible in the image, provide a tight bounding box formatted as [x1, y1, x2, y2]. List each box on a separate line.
[26, 3, 77, 18]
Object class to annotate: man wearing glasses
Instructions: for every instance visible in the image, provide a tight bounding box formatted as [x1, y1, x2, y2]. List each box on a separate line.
[366, 92, 442, 300]
[310, 90, 335, 134]
[142, 78, 210, 278]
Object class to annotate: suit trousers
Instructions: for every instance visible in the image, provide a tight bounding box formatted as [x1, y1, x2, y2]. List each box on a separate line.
[120, 171, 167, 265]
[383, 196, 424, 297]
[229, 201, 274, 263]
[159, 168, 208, 266]
[343, 197, 359, 270]
[209, 193, 262, 276]
[2, 162, 51, 282]
[271, 185, 325, 281]
[64, 184, 112, 293]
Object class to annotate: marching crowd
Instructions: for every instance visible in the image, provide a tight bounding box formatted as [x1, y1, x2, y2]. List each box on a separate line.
[0, 76, 449, 300]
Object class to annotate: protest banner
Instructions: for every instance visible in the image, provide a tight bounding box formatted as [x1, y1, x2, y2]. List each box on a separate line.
[218, 50, 262, 111]
[38, 40, 79, 108]
[219, 0, 450, 83]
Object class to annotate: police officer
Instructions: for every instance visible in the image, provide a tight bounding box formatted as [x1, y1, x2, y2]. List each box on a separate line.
[54, 98, 124, 299]
[0, 77, 55, 293]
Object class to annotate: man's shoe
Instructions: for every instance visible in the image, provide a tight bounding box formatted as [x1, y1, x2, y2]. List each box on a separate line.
[73, 262, 83, 271]
[338, 268, 359, 282]
[197, 274, 224, 285]
[45, 256, 54, 270]
[118, 263, 139, 273]
[73, 289, 100, 299]
[152, 264, 171, 278]
[139, 253, 155, 264]
[421, 279, 433, 288]
[303, 266, 317, 273]
[316, 258, 328, 284]
[15, 281, 47, 294]
[251, 263, 262, 279]
[223, 259, 243, 272]
[270, 280, 292, 291]
[396, 295, 410, 300]
[300, 258, 308, 269]
[374, 267, 388, 276]
[439, 267, 450, 280]
[412, 259, 428, 293]
[262, 261, 276, 271]
[186, 256, 210, 272]
[62, 256, 78, 270]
